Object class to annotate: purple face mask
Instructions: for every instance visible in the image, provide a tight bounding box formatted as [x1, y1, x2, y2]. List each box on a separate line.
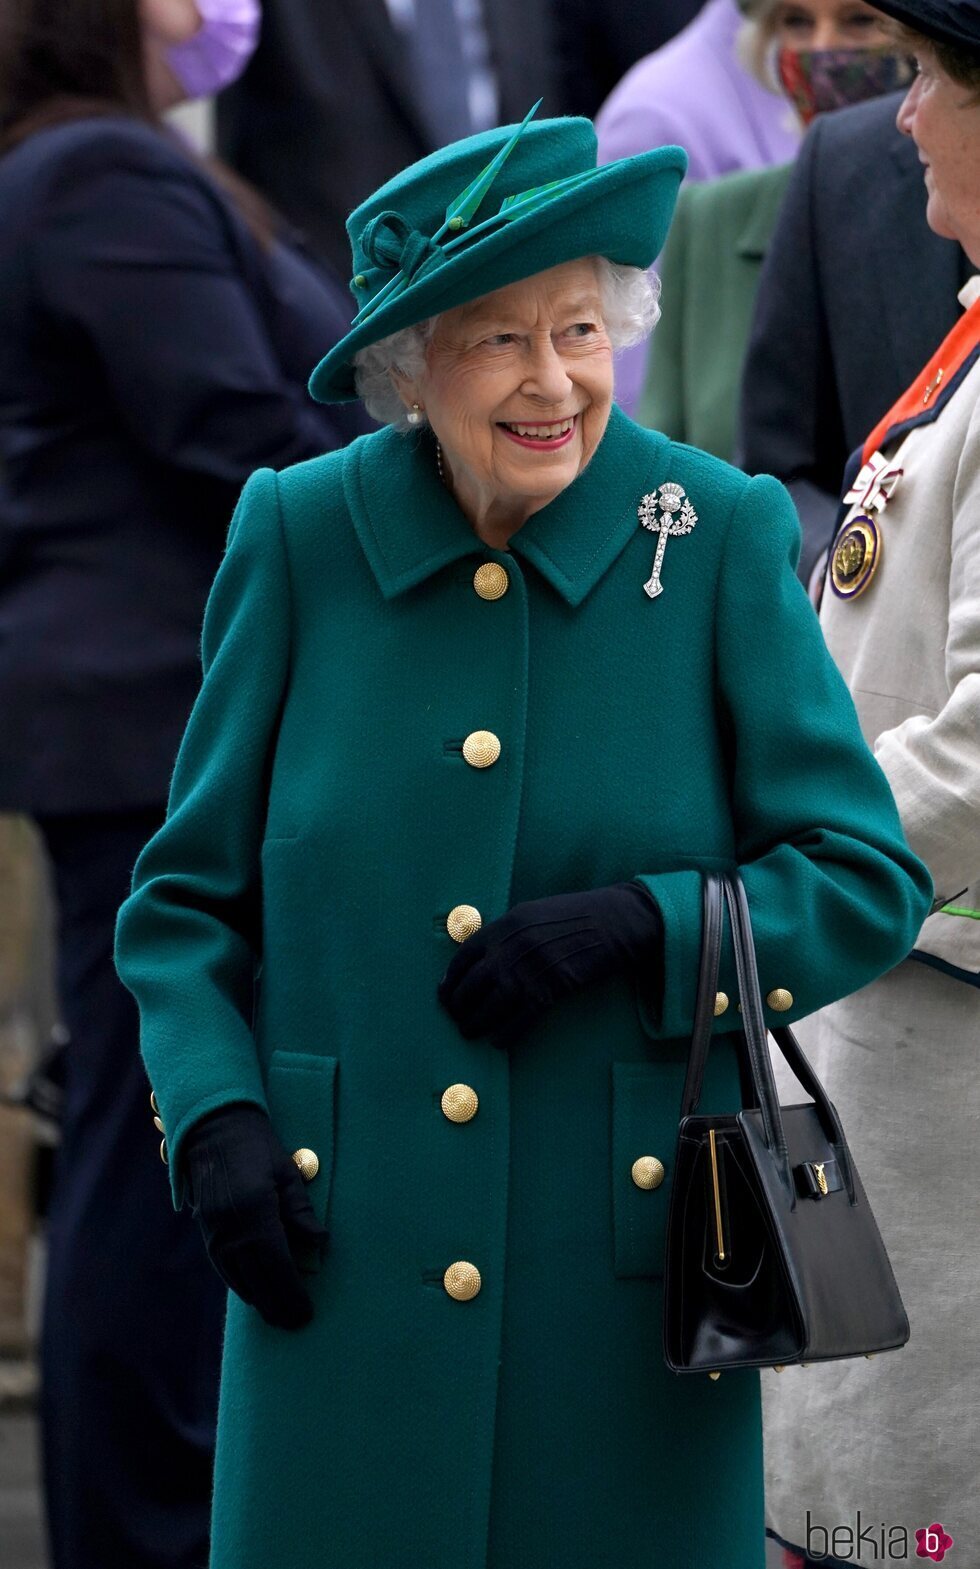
[167, 0, 261, 101]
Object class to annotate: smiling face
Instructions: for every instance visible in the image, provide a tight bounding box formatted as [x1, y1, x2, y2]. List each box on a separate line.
[897, 47, 980, 262]
[393, 258, 615, 545]
[771, 0, 892, 51]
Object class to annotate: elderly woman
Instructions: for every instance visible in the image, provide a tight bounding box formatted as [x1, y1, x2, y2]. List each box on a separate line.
[114, 109, 931, 1569]
[761, 4, 980, 1566]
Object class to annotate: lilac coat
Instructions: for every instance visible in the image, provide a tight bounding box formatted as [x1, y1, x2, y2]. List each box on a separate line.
[596, 0, 799, 413]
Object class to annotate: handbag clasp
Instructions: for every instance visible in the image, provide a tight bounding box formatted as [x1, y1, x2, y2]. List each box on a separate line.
[795, 1158, 842, 1199]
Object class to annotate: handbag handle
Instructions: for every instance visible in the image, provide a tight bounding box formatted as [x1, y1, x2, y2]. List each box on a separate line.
[770, 1025, 856, 1203]
[680, 870, 856, 1203]
[722, 873, 789, 1174]
[725, 874, 857, 1203]
[679, 872, 725, 1119]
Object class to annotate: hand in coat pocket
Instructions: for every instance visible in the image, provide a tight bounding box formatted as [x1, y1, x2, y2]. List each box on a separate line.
[180, 1101, 330, 1330]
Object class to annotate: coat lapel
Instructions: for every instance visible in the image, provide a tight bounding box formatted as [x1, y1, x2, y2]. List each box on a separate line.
[343, 425, 476, 599]
[344, 407, 672, 606]
[513, 408, 671, 605]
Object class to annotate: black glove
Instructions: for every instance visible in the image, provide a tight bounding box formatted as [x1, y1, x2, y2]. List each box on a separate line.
[180, 1102, 330, 1330]
[438, 882, 664, 1048]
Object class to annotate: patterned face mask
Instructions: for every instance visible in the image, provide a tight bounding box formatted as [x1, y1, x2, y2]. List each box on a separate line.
[777, 47, 916, 125]
[166, 0, 261, 101]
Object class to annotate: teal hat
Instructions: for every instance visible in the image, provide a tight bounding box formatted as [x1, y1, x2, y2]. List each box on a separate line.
[308, 103, 688, 403]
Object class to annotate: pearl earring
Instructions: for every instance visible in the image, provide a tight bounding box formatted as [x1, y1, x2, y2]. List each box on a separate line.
[406, 403, 424, 425]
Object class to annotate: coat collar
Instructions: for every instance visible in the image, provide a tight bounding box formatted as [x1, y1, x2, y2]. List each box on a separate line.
[344, 404, 672, 607]
[859, 279, 980, 462]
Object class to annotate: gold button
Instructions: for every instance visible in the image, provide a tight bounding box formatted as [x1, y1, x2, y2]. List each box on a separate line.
[150, 1090, 159, 1114]
[767, 988, 793, 1012]
[159, 1138, 168, 1165]
[444, 1261, 481, 1300]
[291, 1148, 320, 1182]
[442, 1084, 479, 1123]
[473, 562, 509, 600]
[714, 991, 729, 1016]
[447, 904, 482, 943]
[708, 1371, 722, 1381]
[462, 730, 501, 769]
[631, 1156, 665, 1190]
[153, 1115, 165, 1134]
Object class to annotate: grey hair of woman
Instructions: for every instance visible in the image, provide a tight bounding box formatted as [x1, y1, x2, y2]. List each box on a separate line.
[352, 255, 661, 430]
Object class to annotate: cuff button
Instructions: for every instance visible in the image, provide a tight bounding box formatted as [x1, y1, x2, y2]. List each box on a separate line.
[292, 1148, 320, 1182]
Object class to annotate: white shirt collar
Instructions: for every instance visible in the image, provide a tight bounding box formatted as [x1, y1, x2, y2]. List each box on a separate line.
[957, 274, 980, 309]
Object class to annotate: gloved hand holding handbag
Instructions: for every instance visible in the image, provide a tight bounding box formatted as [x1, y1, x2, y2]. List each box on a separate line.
[438, 881, 664, 1048]
[180, 1101, 330, 1330]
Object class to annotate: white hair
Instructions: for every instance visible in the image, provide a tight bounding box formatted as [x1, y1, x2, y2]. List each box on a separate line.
[352, 256, 662, 430]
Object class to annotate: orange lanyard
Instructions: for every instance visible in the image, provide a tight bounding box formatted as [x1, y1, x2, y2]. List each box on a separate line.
[862, 294, 980, 464]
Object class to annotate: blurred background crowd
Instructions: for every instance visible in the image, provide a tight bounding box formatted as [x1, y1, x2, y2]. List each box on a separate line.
[0, 0, 970, 1566]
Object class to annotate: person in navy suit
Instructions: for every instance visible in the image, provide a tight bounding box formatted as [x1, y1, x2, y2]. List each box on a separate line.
[552, 0, 703, 117]
[214, 0, 561, 281]
[0, 2, 371, 1565]
[737, 88, 969, 585]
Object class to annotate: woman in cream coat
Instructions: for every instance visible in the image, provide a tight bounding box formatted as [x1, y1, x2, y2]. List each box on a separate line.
[764, 4, 980, 1563]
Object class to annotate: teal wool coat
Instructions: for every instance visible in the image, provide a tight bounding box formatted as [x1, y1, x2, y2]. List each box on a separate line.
[115, 405, 931, 1569]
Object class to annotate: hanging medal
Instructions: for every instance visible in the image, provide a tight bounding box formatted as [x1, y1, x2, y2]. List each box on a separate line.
[830, 515, 881, 600]
[829, 451, 903, 602]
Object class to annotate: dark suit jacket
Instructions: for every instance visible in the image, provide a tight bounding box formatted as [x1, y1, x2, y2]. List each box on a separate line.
[0, 115, 370, 816]
[215, 0, 556, 281]
[737, 90, 970, 583]
[554, 0, 702, 118]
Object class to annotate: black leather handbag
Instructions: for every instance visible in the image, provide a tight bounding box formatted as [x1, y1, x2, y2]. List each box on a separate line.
[663, 870, 910, 1377]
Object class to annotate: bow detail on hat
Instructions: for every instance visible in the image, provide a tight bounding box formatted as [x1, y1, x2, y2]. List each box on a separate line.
[360, 211, 442, 284]
[351, 97, 549, 325]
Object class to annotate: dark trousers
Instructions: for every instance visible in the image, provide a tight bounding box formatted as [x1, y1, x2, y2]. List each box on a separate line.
[36, 809, 226, 1569]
